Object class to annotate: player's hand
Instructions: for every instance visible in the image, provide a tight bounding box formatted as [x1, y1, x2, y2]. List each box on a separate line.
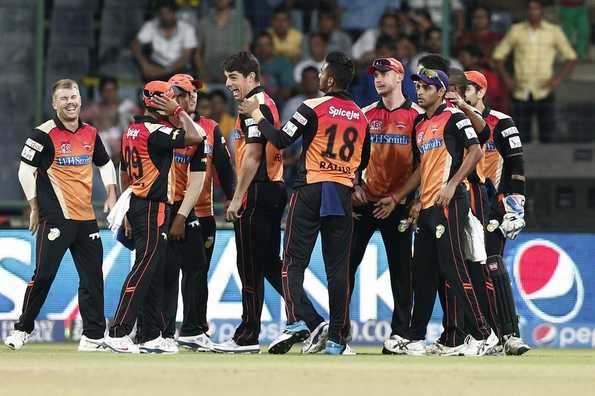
[226, 197, 243, 222]
[445, 91, 465, 108]
[151, 95, 180, 115]
[435, 182, 457, 208]
[124, 216, 132, 239]
[168, 214, 187, 241]
[103, 190, 117, 214]
[29, 208, 39, 234]
[237, 97, 259, 116]
[373, 196, 396, 220]
[408, 199, 422, 228]
[223, 199, 232, 214]
[352, 184, 368, 206]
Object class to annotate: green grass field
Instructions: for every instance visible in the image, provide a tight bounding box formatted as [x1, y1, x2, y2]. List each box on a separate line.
[0, 344, 593, 396]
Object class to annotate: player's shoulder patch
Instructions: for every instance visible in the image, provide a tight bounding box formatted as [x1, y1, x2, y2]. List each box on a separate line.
[144, 122, 164, 133]
[489, 109, 512, 121]
[36, 119, 56, 134]
[303, 96, 333, 109]
[292, 111, 308, 126]
[411, 102, 425, 115]
[361, 101, 379, 114]
[25, 138, 44, 152]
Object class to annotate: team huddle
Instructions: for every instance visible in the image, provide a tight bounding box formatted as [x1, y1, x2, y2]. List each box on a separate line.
[6, 49, 529, 357]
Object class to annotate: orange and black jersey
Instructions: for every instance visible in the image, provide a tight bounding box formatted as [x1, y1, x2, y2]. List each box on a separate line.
[233, 86, 283, 183]
[120, 115, 186, 203]
[362, 99, 423, 201]
[255, 91, 370, 188]
[466, 107, 491, 184]
[20, 117, 110, 221]
[194, 118, 235, 217]
[413, 104, 480, 209]
[482, 107, 525, 195]
[161, 119, 207, 204]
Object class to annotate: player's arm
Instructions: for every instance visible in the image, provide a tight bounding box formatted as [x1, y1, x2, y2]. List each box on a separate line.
[18, 131, 51, 234]
[358, 124, 371, 172]
[118, 146, 133, 238]
[226, 141, 263, 222]
[445, 91, 489, 143]
[151, 95, 206, 145]
[239, 100, 316, 149]
[212, 126, 236, 201]
[93, 134, 118, 212]
[436, 114, 482, 208]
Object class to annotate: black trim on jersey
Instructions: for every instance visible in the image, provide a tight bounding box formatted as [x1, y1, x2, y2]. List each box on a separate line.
[376, 99, 413, 112]
[211, 126, 236, 200]
[93, 134, 111, 167]
[52, 115, 85, 133]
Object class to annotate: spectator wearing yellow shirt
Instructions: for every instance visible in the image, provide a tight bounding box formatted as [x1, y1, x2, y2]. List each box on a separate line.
[269, 7, 303, 62]
[493, 0, 576, 143]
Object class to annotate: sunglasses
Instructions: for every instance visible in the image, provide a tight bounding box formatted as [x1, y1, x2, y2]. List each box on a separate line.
[373, 58, 392, 68]
[143, 90, 163, 98]
[419, 68, 446, 90]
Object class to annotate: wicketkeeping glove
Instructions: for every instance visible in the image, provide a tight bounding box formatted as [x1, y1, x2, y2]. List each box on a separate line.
[499, 194, 525, 240]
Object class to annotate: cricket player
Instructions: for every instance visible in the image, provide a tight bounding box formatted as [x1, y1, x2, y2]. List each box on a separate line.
[464, 70, 530, 355]
[6, 79, 117, 352]
[105, 81, 205, 353]
[350, 58, 423, 353]
[239, 52, 371, 355]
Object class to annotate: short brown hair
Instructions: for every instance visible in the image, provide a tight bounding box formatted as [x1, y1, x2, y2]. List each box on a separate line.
[223, 51, 261, 82]
[52, 79, 79, 97]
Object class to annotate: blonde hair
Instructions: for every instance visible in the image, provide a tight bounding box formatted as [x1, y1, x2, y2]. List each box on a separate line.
[52, 79, 79, 98]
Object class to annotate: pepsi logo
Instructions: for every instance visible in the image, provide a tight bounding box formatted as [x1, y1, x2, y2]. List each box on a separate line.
[513, 240, 584, 323]
[533, 323, 557, 346]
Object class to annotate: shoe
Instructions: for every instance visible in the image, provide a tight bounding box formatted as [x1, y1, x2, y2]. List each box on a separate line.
[4, 330, 30, 350]
[324, 340, 346, 355]
[477, 330, 500, 356]
[504, 335, 531, 356]
[343, 344, 357, 355]
[302, 322, 329, 354]
[78, 336, 108, 352]
[268, 320, 310, 355]
[211, 339, 260, 354]
[425, 341, 446, 356]
[139, 336, 178, 354]
[437, 341, 472, 356]
[382, 334, 425, 356]
[104, 335, 139, 353]
[177, 333, 214, 352]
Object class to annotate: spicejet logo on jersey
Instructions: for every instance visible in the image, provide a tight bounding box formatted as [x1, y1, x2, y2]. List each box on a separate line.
[329, 106, 360, 120]
[126, 128, 141, 139]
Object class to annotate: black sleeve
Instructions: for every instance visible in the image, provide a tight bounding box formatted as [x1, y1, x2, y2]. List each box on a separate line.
[447, 112, 480, 147]
[120, 136, 128, 171]
[189, 142, 207, 172]
[92, 134, 111, 166]
[357, 124, 371, 172]
[257, 103, 317, 149]
[212, 126, 236, 200]
[478, 124, 490, 145]
[412, 114, 423, 167]
[149, 126, 187, 152]
[20, 129, 52, 167]
[494, 118, 523, 158]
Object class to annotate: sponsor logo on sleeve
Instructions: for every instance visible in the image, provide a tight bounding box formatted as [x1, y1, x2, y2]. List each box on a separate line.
[26, 138, 44, 152]
[456, 119, 472, 129]
[293, 112, 308, 126]
[464, 127, 477, 139]
[21, 146, 36, 161]
[248, 126, 261, 138]
[501, 126, 519, 138]
[244, 118, 256, 127]
[509, 136, 522, 149]
[282, 121, 298, 137]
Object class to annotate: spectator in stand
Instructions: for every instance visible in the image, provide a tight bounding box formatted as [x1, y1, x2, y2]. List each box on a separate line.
[318, 9, 353, 55]
[197, 91, 212, 119]
[196, 0, 253, 84]
[282, 66, 321, 122]
[456, 6, 503, 62]
[269, 7, 303, 62]
[80, 77, 140, 162]
[131, 0, 197, 81]
[409, 8, 434, 37]
[336, 0, 401, 39]
[559, 0, 590, 59]
[252, 31, 295, 104]
[409, 26, 462, 73]
[209, 90, 236, 142]
[458, 44, 509, 114]
[293, 33, 328, 83]
[493, 0, 577, 143]
[407, 0, 464, 35]
[352, 12, 400, 65]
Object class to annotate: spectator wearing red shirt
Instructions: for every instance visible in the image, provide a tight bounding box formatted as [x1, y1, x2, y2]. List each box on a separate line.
[456, 6, 503, 62]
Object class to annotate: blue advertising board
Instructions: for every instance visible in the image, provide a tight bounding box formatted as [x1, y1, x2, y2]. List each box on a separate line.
[0, 230, 593, 347]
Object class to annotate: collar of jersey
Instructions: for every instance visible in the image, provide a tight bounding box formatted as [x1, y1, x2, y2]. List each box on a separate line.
[422, 103, 447, 120]
[327, 90, 353, 101]
[481, 106, 491, 118]
[377, 99, 412, 112]
[53, 115, 84, 133]
[134, 115, 161, 124]
[246, 85, 266, 99]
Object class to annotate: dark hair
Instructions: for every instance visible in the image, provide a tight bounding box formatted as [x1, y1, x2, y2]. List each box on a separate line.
[223, 51, 261, 81]
[273, 6, 290, 18]
[379, 11, 399, 25]
[99, 76, 117, 92]
[447, 68, 467, 91]
[309, 32, 328, 44]
[325, 51, 354, 90]
[155, 0, 177, 11]
[414, 9, 433, 22]
[473, 5, 492, 19]
[197, 91, 210, 101]
[375, 34, 397, 50]
[319, 10, 337, 21]
[460, 44, 484, 59]
[251, 31, 273, 52]
[209, 89, 228, 103]
[418, 54, 449, 72]
[301, 65, 319, 79]
[424, 26, 442, 40]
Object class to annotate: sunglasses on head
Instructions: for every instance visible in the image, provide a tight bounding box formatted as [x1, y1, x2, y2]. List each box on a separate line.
[419, 68, 446, 90]
[144, 90, 163, 98]
[373, 58, 391, 68]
